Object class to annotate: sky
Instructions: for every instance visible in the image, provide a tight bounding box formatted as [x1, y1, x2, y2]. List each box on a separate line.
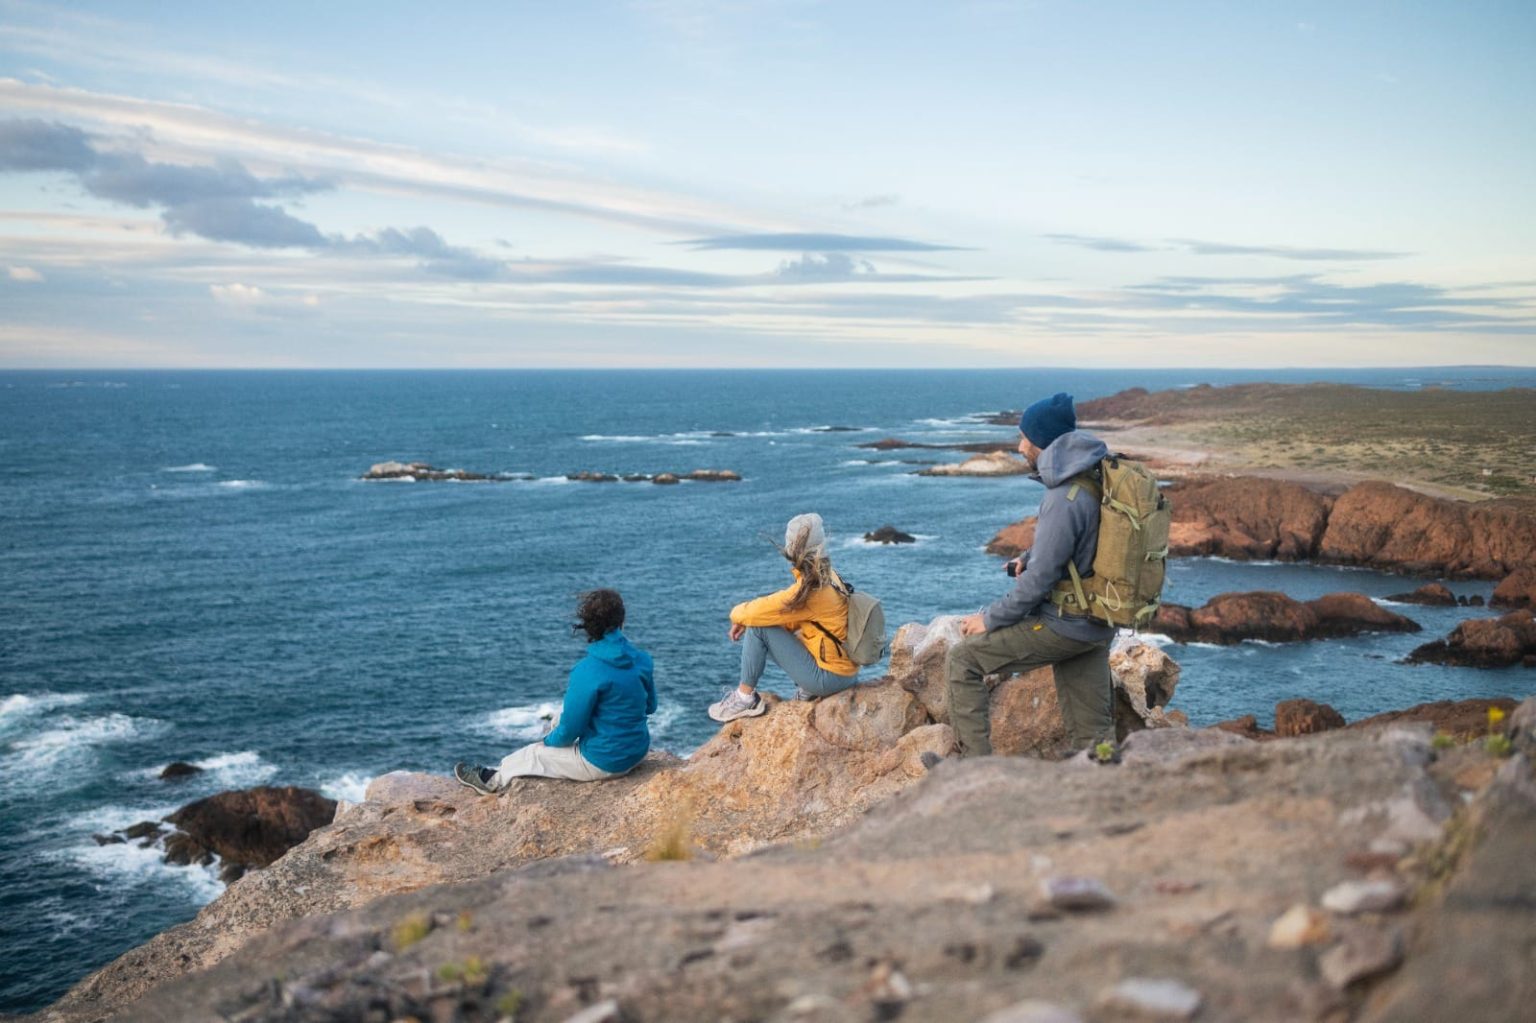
[0, 0, 1533, 368]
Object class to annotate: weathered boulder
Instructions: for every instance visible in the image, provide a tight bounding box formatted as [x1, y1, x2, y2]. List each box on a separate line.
[1348, 698, 1520, 739]
[885, 616, 1183, 751]
[918, 451, 1031, 477]
[1384, 583, 1458, 606]
[863, 524, 917, 544]
[1152, 592, 1419, 645]
[651, 472, 680, 485]
[163, 786, 337, 882]
[159, 761, 203, 780]
[1274, 699, 1346, 737]
[1491, 567, 1536, 609]
[566, 470, 619, 483]
[1406, 609, 1536, 668]
[1163, 476, 1334, 561]
[1212, 715, 1277, 741]
[684, 468, 741, 482]
[1319, 482, 1536, 578]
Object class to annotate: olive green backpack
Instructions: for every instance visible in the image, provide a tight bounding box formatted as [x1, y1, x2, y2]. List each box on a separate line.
[1048, 456, 1171, 630]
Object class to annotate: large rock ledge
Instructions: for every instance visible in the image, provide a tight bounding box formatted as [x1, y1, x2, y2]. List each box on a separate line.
[1152, 591, 1421, 646]
[54, 703, 1536, 1023]
[36, 623, 1179, 1022]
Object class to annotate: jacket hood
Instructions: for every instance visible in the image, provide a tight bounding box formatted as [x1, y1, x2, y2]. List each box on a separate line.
[587, 629, 635, 668]
[1035, 430, 1109, 488]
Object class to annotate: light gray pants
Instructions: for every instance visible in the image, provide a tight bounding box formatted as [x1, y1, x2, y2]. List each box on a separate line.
[945, 616, 1113, 756]
[740, 626, 858, 697]
[489, 742, 621, 787]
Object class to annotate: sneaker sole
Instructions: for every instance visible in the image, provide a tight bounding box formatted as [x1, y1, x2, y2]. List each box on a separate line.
[708, 702, 768, 723]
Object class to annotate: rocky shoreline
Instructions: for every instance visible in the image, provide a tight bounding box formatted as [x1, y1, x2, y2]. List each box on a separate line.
[28, 619, 1536, 1023]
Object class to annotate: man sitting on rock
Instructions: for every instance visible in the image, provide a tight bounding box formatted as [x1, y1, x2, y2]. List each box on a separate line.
[947, 392, 1116, 758]
[455, 589, 656, 793]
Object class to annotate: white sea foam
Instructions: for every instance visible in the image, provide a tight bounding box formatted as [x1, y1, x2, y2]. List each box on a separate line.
[130, 750, 277, 787]
[321, 772, 374, 803]
[5, 713, 167, 776]
[0, 691, 87, 724]
[531, 475, 573, 485]
[162, 463, 216, 473]
[57, 836, 223, 903]
[842, 533, 937, 548]
[216, 479, 265, 489]
[479, 701, 561, 741]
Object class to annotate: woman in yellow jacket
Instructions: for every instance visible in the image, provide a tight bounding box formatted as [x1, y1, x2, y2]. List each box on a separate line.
[708, 512, 860, 722]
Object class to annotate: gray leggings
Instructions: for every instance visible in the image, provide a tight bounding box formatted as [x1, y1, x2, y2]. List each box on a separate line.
[740, 626, 858, 697]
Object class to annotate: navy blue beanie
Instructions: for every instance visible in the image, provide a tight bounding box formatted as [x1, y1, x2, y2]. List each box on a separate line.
[1019, 392, 1076, 450]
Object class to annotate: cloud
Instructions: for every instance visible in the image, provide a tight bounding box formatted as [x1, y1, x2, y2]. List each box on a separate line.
[0, 117, 96, 171]
[209, 283, 267, 306]
[1166, 238, 1408, 261]
[7, 265, 44, 282]
[774, 252, 876, 281]
[681, 232, 968, 252]
[343, 226, 506, 280]
[842, 194, 900, 211]
[1042, 229, 1408, 261]
[165, 198, 328, 248]
[1044, 232, 1159, 253]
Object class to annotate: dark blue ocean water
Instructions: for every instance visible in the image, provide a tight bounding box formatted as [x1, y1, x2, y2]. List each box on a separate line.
[3, 367, 1534, 1012]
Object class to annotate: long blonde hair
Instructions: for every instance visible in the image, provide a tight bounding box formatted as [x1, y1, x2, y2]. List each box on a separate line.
[776, 513, 835, 612]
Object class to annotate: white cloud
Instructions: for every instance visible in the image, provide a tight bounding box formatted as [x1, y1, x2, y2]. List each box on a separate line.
[209, 283, 267, 306]
[8, 265, 44, 281]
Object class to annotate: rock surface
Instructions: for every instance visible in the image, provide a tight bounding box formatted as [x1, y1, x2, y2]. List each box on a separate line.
[917, 451, 1032, 477]
[158, 761, 203, 780]
[862, 524, 917, 544]
[1383, 583, 1458, 606]
[985, 476, 1536, 581]
[1491, 566, 1536, 609]
[1274, 698, 1346, 737]
[1152, 591, 1420, 645]
[1348, 697, 1520, 739]
[1406, 609, 1536, 667]
[54, 711, 1536, 1023]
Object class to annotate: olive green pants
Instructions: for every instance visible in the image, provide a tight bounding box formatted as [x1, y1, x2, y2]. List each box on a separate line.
[945, 617, 1113, 756]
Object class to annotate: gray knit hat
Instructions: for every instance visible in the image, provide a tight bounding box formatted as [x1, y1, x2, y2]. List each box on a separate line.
[784, 512, 827, 561]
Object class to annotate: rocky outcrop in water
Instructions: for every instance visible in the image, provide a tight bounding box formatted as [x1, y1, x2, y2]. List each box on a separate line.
[862, 525, 916, 544]
[55, 701, 1536, 1023]
[1166, 476, 1335, 561]
[1406, 609, 1536, 668]
[917, 451, 1032, 477]
[362, 461, 493, 481]
[1152, 592, 1420, 645]
[1384, 583, 1458, 606]
[1492, 567, 1536, 609]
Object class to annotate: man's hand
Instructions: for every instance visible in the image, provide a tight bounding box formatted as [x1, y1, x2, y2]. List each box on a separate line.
[1004, 556, 1026, 578]
[729, 622, 747, 642]
[959, 613, 987, 637]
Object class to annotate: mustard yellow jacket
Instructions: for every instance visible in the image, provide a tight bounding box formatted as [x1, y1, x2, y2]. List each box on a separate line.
[729, 569, 858, 676]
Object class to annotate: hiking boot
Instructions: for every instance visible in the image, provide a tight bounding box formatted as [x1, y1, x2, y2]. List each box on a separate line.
[708, 688, 766, 723]
[453, 762, 498, 796]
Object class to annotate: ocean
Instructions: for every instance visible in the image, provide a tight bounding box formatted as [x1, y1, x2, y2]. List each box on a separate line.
[3, 366, 1534, 1012]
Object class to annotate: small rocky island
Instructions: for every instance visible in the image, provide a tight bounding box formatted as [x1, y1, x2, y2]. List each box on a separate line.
[362, 461, 741, 484]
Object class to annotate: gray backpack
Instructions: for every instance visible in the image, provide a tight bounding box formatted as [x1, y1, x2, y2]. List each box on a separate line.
[814, 573, 888, 667]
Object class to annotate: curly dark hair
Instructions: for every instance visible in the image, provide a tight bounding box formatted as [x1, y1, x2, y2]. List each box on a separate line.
[574, 588, 625, 642]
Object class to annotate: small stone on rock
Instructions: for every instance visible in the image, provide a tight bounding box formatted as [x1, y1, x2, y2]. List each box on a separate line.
[1321, 879, 1408, 915]
[978, 1000, 1084, 1023]
[562, 999, 620, 1023]
[1097, 977, 1203, 1020]
[1320, 927, 1404, 989]
[1267, 904, 1332, 949]
[1039, 875, 1116, 911]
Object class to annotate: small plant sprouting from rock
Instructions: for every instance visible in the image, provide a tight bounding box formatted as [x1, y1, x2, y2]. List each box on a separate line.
[436, 955, 488, 986]
[1484, 706, 1512, 758]
[1094, 741, 1116, 763]
[390, 911, 432, 951]
[456, 909, 474, 933]
[496, 988, 524, 1021]
[645, 800, 695, 862]
[1431, 731, 1455, 750]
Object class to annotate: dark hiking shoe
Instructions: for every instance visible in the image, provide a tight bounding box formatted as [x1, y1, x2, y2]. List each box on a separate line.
[453, 762, 498, 795]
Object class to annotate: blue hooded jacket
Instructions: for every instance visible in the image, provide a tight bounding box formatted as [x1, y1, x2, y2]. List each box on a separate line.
[982, 430, 1116, 644]
[543, 629, 656, 774]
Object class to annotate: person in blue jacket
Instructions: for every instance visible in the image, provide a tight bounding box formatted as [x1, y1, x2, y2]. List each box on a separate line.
[454, 589, 655, 793]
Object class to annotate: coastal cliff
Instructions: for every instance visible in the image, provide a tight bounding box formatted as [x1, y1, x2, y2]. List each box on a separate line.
[31, 624, 1536, 1023]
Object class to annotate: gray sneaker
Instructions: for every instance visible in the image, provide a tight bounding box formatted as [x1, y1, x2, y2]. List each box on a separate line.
[708, 688, 766, 722]
[453, 762, 498, 796]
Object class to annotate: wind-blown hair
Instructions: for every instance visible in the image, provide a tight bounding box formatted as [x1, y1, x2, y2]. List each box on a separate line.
[777, 514, 835, 612]
[573, 588, 625, 642]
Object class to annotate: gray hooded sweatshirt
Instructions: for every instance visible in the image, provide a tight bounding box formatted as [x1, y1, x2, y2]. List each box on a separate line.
[981, 430, 1117, 644]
